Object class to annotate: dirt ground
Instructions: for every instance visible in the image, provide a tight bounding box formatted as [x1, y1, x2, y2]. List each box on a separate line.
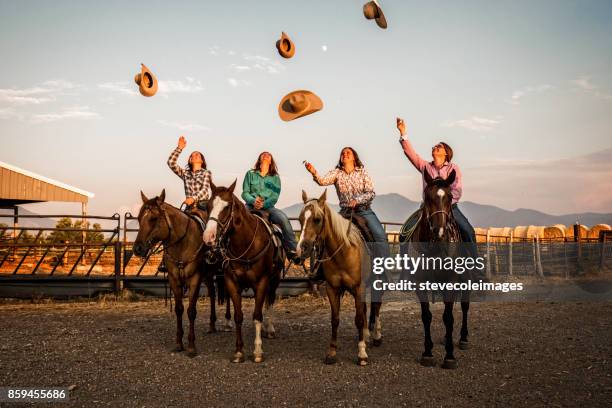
[0, 295, 610, 407]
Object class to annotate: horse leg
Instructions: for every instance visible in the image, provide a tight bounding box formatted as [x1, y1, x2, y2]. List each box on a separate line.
[185, 273, 201, 357]
[324, 285, 341, 364]
[263, 302, 276, 339]
[354, 286, 368, 366]
[459, 298, 470, 350]
[204, 275, 217, 333]
[369, 301, 383, 347]
[223, 292, 233, 332]
[441, 300, 457, 369]
[417, 290, 435, 366]
[226, 277, 244, 363]
[169, 276, 185, 352]
[252, 280, 268, 363]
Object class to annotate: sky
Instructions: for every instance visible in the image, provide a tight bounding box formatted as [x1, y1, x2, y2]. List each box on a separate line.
[1, 0, 611, 219]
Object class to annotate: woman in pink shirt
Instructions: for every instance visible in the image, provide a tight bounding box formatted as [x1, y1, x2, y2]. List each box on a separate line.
[396, 117, 476, 246]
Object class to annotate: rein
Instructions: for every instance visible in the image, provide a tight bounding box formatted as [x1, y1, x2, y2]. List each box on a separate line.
[423, 206, 460, 242]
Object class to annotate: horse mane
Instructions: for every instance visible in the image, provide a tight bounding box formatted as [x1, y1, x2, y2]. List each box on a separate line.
[322, 203, 363, 248]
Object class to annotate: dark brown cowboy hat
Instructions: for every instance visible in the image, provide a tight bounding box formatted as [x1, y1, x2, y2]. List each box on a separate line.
[278, 90, 323, 122]
[363, 0, 387, 29]
[275, 32, 296, 59]
[134, 63, 158, 97]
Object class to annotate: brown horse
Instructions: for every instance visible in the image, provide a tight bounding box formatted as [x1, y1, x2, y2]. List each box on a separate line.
[133, 190, 221, 356]
[203, 180, 282, 363]
[409, 169, 470, 369]
[297, 190, 381, 366]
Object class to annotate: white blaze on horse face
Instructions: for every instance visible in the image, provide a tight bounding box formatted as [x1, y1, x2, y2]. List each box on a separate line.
[296, 209, 311, 257]
[439, 227, 444, 238]
[437, 189, 445, 199]
[203, 196, 228, 244]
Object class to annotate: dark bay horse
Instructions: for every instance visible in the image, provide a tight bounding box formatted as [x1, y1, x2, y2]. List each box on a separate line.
[409, 169, 471, 369]
[297, 190, 382, 366]
[203, 181, 282, 363]
[133, 190, 221, 356]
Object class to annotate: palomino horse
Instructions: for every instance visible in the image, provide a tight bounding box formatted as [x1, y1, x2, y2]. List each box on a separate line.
[133, 190, 221, 356]
[409, 169, 471, 369]
[297, 190, 382, 366]
[203, 181, 282, 363]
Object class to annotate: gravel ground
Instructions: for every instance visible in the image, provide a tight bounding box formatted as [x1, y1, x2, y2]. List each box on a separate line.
[0, 295, 610, 407]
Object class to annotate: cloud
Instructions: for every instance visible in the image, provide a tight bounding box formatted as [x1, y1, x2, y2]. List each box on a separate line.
[227, 78, 251, 88]
[510, 84, 553, 105]
[571, 76, 612, 100]
[442, 116, 500, 132]
[0, 79, 77, 106]
[242, 54, 285, 75]
[208, 46, 220, 56]
[98, 82, 138, 96]
[30, 106, 99, 123]
[157, 120, 210, 132]
[321, 45, 328, 52]
[0, 107, 24, 120]
[158, 78, 205, 94]
[229, 64, 252, 72]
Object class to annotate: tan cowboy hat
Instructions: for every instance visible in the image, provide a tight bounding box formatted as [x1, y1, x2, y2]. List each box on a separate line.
[363, 0, 387, 29]
[276, 32, 295, 59]
[278, 90, 323, 122]
[134, 63, 158, 97]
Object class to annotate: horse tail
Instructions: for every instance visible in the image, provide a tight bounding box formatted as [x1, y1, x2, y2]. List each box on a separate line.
[265, 268, 281, 307]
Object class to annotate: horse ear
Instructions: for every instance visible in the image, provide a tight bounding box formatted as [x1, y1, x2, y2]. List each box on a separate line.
[302, 190, 309, 203]
[140, 191, 149, 204]
[318, 189, 327, 205]
[445, 170, 456, 186]
[158, 189, 166, 203]
[424, 169, 434, 186]
[228, 179, 237, 193]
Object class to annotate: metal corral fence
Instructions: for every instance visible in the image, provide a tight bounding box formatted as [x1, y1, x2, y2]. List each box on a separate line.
[1, 211, 611, 298]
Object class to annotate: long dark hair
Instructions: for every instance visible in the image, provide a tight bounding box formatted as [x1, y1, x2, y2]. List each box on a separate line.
[336, 146, 364, 170]
[253, 151, 279, 176]
[188, 151, 207, 171]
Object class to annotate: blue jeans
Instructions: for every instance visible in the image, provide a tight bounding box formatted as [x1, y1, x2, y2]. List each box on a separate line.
[354, 208, 391, 257]
[265, 207, 298, 252]
[452, 204, 478, 257]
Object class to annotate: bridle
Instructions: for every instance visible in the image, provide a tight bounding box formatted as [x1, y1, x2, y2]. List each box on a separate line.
[423, 204, 459, 242]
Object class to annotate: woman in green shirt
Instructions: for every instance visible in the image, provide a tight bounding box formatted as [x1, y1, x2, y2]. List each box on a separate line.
[242, 151, 299, 262]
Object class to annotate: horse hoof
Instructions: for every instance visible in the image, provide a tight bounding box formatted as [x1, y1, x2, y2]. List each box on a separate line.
[358, 357, 368, 366]
[254, 354, 264, 363]
[442, 358, 458, 369]
[419, 356, 436, 367]
[171, 345, 184, 353]
[324, 355, 337, 365]
[222, 325, 233, 332]
[186, 349, 197, 358]
[207, 326, 217, 334]
[232, 352, 245, 363]
[372, 337, 383, 347]
[263, 331, 276, 339]
[459, 340, 469, 350]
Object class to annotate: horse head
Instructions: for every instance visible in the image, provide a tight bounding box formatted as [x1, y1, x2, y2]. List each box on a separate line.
[422, 169, 456, 241]
[296, 190, 328, 259]
[133, 189, 169, 257]
[203, 179, 237, 246]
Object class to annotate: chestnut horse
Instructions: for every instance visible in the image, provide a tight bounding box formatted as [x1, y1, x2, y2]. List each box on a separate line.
[203, 181, 282, 363]
[133, 190, 222, 356]
[409, 169, 471, 369]
[297, 190, 382, 366]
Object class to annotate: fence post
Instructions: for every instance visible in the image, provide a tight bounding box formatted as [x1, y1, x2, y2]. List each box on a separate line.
[114, 240, 122, 295]
[574, 223, 581, 275]
[535, 235, 544, 278]
[508, 231, 513, 276]
[485, 229, 491, 279]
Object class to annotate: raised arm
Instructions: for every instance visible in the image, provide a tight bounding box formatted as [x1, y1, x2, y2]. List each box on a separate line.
[167, 136, 186, 178]
[313, 168, 338, 186]
[396, 117, 426, 173]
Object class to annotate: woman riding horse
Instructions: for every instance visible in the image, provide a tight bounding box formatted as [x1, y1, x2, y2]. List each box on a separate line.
[241, 151, 301, 264]
[396, 118, 477, 249]
[167, 135, 212, 222]
[304, 147, 390, 259]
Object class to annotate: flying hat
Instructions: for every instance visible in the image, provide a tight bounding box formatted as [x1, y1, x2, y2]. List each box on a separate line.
[363, 0, 387, 29]
[276, 32, 296, 59]
[134, 63, 158, 97]
[278, 90, 323, 122]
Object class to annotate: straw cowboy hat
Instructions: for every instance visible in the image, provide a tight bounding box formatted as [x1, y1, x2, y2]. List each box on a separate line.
[278, 90, 323, 121]
[276, 32, 295, 59]
[363, 0, 387, 29]
[134, 63, 158, 97]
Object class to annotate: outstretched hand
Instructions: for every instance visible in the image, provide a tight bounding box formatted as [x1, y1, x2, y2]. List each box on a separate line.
[396, 117, 406, 137]
[303, 161, 316, 176]
[178, 135, 187, 149]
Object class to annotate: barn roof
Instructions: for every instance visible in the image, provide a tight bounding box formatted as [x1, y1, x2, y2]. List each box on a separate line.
[0, 160, 94, 206]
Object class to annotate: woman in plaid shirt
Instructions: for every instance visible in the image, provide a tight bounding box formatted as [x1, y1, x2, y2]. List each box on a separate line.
[167, 136, 212, 216]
